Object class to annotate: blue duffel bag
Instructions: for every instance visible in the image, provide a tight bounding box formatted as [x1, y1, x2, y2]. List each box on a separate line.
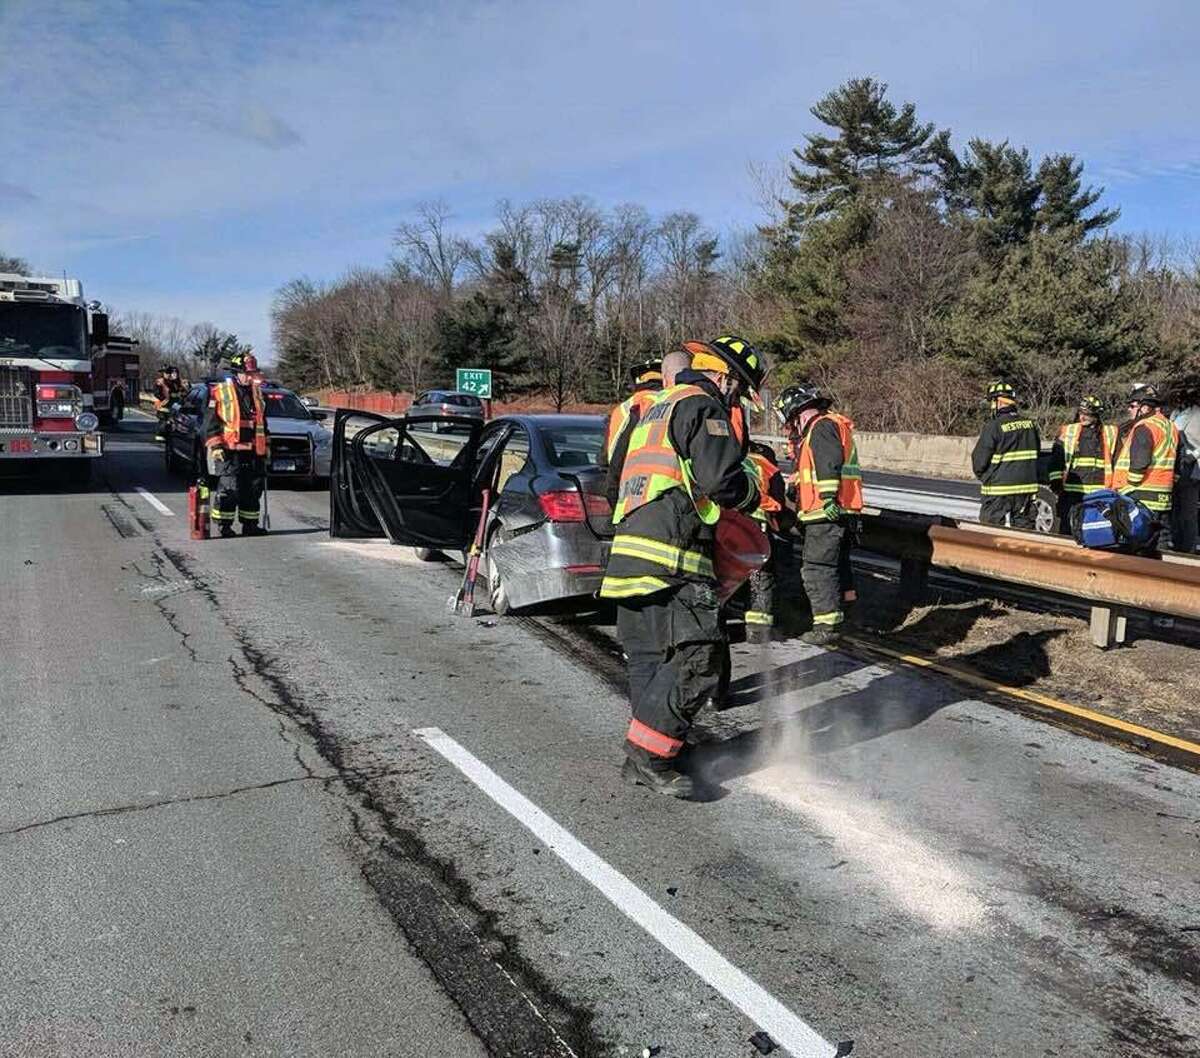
[1069, 488, 1158, 552]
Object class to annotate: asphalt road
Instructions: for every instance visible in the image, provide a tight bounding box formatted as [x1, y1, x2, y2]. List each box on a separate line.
[1, 415, 1197, 1057]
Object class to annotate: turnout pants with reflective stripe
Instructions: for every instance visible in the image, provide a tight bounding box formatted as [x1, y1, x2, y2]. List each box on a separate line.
[618, 581, 723, 764]
[980, 494, 1035, 530]
[213, 451, 265, 526]
[801, 520, 853, 627]
[746, 530, 788, 628]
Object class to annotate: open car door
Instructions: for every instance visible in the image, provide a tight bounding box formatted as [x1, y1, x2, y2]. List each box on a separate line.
[330, 409, 485, 550]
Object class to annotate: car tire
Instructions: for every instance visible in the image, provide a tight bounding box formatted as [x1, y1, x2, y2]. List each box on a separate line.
[486, 528, 511, 616]
[1033, 486, 1059, 535]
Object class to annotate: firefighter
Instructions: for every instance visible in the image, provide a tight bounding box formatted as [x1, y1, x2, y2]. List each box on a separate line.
[1048, 395, 1117, 531]
[153, 363, 183, 442]
[743, 440, 792, 642]
[603, 358, 662, 507]
[600, 334, 765, 798]
[203, 350, 269, 538]
[1113, 383, 1181, 550]
[775, 384, 863, 646]
[972, 381, 1041, 529]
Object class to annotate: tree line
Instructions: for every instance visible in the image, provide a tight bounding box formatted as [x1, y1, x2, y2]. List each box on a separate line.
[272, 197, 748, 410]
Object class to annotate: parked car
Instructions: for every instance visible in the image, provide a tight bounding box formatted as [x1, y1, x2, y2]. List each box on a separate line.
[330, 410, 611, 614]
[406, 390, 485, 432]
[164, 382, 333, 484]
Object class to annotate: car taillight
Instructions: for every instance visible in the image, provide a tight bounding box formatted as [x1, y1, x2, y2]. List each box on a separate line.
[538, 491, 611, 522]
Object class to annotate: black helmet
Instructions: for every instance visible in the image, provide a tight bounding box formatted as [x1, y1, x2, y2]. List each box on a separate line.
[627, 358, 662, 387]
[773, 383, 826, 424]
[162, 363, 178, 374]
[987, 380, 1016, 402]
[1128, 382, 1162, 406]
[1078, 394, 1104, 415]
[685, 335, 769, 398]
[227, 349, 248, 371]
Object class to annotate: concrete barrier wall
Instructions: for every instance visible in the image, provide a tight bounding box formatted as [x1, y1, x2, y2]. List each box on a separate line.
[855, 431, 976, 480]
[756, 430, 975, 480]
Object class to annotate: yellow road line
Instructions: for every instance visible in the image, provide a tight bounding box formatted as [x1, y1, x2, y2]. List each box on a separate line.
[841, 634, 1200, 759]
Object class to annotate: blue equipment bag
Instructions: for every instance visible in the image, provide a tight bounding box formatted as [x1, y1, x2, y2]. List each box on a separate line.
[1069, 489, 1158, 552]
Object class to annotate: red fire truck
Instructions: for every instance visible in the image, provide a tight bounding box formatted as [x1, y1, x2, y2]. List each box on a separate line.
[0, 271, 139, 481]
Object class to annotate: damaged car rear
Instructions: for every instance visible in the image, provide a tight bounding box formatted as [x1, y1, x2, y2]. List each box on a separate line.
[330, 410, 612, 614]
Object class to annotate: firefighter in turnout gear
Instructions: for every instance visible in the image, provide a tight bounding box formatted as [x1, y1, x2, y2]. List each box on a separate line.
[153, 364, 183, 442]
[600, 334, 765, 799]
[972, 382, 1042, 529]
[1048, 395, 1117, 530]
[203, 350, 269, 538]
[1113, 383, 1181, 551]
[743, 440, 791, 643]
[603, 358, 662, 507]
[776, 384, 863, 646]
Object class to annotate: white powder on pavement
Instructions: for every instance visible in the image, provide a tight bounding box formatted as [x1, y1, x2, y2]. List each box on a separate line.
[743, 764, 989, 933]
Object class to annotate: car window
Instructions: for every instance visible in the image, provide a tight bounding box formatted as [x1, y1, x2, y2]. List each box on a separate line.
[448, 394, 482, 408]
[496, 426, 530, 491]
[262, 390, 312, 419]
[542, 425, 605, 468]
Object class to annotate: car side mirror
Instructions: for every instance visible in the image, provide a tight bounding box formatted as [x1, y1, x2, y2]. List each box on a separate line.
[310, 409, 330, 422]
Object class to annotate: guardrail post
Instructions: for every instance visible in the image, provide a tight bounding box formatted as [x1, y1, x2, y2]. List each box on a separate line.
[899, 557, 929, 602]
[1089, 605, 1127, 649]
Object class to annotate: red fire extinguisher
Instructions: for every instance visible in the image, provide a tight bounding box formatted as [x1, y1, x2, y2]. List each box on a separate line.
[188, 483, 211, 540]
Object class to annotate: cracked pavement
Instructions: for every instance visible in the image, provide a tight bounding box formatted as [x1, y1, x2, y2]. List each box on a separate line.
[2, 418, 1199, 1057]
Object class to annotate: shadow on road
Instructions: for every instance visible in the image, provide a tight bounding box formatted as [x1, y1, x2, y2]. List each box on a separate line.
[688, 625, 1068, 801]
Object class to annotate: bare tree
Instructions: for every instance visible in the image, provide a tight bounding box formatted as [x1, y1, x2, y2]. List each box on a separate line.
[393, 201, 472, 303]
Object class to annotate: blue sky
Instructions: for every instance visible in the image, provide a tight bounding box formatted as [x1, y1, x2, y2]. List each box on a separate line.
[3, 0, 1199, 356]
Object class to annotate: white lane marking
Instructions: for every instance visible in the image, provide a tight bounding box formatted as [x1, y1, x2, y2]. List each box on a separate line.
[135, 487, 174, 516]
[414, 726, 836, 1058]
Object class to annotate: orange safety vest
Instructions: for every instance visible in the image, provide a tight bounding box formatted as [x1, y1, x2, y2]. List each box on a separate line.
[793, 412, 863, 518]
[612, 384, 718, 525]
[605, 388, 659, 460]
[207, 377, 268, 456]
[1112, 412, 1179, 512]
[746, 451, 783, 519]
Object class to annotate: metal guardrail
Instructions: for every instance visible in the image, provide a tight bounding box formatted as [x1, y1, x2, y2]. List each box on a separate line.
[857, 508, 1200, 647]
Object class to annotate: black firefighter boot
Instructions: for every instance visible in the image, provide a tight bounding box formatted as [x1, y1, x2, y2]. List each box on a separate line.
[622, 756, 695, 800]
[218, 522, 236, 539]
[241, 521, 267, 537]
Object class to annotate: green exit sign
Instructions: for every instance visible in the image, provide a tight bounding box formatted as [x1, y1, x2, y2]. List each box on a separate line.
[456, 368, 493, 399]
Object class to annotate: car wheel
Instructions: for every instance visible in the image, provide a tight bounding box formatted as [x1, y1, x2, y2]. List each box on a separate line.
[414, 547, 442, 561]
[1033, 486, 1059, 534]
[486, 528, 511, 616]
